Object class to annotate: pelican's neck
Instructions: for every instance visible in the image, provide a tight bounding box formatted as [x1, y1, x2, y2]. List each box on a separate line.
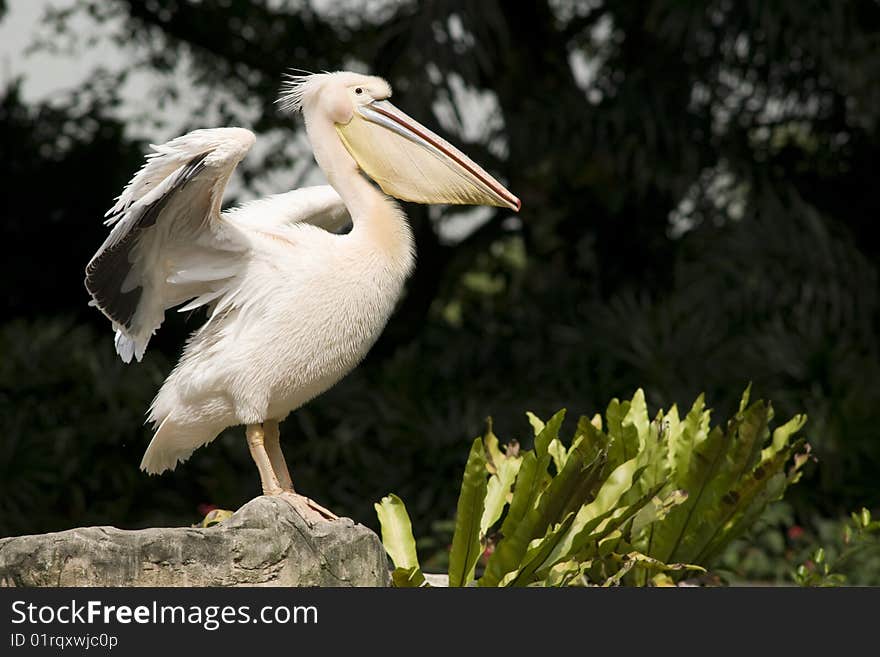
[305, 115, 384, 220]
[304, 114, 414, 266]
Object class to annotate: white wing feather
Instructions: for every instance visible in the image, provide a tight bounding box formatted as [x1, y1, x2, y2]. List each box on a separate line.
[224, 185, 351, 234]
[86, 128, 351, 363]
[86, 128, 255, 363]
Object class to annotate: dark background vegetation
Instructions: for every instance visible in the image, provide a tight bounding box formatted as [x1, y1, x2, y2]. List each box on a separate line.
[1, 1, 878, 580]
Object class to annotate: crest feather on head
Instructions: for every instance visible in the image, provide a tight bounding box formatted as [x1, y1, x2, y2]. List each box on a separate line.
[277, 71, 329, 113]
[277, 70, 390, 113]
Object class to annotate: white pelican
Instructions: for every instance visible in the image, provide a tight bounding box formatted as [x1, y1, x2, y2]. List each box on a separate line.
[84, 71, 519, 521]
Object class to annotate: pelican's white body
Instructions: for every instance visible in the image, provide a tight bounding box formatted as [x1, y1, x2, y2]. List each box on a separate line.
[145, 189, 414, 473]
[85, 71, 516, 482]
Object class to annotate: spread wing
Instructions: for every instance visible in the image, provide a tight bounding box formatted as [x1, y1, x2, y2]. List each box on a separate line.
[86, 128, 352, 364]
[85, 128, 256, 363]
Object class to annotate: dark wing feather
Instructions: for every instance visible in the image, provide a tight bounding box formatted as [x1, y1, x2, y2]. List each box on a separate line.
[84, 127, 255, 362]
[85, 153, 208, 330]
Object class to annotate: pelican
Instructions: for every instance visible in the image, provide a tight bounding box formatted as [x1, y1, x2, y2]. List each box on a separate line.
[84, 71, 519, 521]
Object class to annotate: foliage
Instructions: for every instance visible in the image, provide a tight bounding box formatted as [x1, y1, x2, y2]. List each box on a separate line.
[376, 388, 809, 586]
[793, 508, 880, 587]
[0, 319, 257, 536]
[713, 501, 802, 583]
[710, 501, 880, 586]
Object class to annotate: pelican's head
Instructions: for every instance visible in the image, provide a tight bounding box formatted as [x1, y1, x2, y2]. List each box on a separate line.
[280, 71, 520, 212]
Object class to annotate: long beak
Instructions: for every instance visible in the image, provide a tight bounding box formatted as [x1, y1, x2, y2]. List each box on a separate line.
[336, 100, 520, 212]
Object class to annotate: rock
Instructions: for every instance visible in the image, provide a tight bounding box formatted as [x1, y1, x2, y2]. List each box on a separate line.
[0, 496, 391, 587]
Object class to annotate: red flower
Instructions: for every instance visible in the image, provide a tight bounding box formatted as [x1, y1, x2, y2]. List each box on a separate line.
[787, 525, 805, 540]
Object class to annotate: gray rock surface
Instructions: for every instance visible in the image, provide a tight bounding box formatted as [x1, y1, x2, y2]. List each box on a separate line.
[0, 496, 391, 587]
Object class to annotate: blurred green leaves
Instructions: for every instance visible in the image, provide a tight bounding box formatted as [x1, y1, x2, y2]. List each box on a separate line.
[793, 508, 880, 587]
[0, 318, 255, 536]
[0, 319, 160, 535]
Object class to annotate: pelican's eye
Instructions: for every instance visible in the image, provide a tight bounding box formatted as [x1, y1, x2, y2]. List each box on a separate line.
[355, 87, 363, 95]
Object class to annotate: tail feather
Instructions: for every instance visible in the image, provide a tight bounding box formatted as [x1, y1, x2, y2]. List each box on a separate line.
[140, 416, 222, 474]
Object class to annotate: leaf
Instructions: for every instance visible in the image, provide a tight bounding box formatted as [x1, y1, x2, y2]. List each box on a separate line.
[651, 420, 733, 563]
[724, 399, 770, 488]
[602, 552, 705, 587]
[375, 494, 420, 570]
[534, 409, 566, 457]
[661, 400, 771, 561]
[651, 573, 677, 587]
[200, 509, 234, 527]
[506, 512, 578, 586]
[391, 567, 429, 588]
[505, 444, 606, 585]
[576, 414, 610, 462]
[544, 559, 589, 587]
[483, 417, 504, 474]
[480, 453, 522, 536]
[538, 466, 655, 571]
[624, 389, 651, 453]
[525, 412, 545, 436]
[660, 404, 681, 470]
[631, 489, 688, 536]
[535, 437, 604, 529]
[681, 408, 805, 565]
[481, 438, 610, 586]
[667, 394, 708, 489]
[479, 452, 553, 587]
[590, 457, 644, 519]
[448, 437, 489, 587]
[498, 452, 540, 537]
[628, 408, 669, 503]
[574, 482, 663, 555]
[738, 383, 752, 413]
[763, 413, 807, 461]
[696, 439, 809, 563]
[605, 398, 634, 467]
[548, 438, 568, 472]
